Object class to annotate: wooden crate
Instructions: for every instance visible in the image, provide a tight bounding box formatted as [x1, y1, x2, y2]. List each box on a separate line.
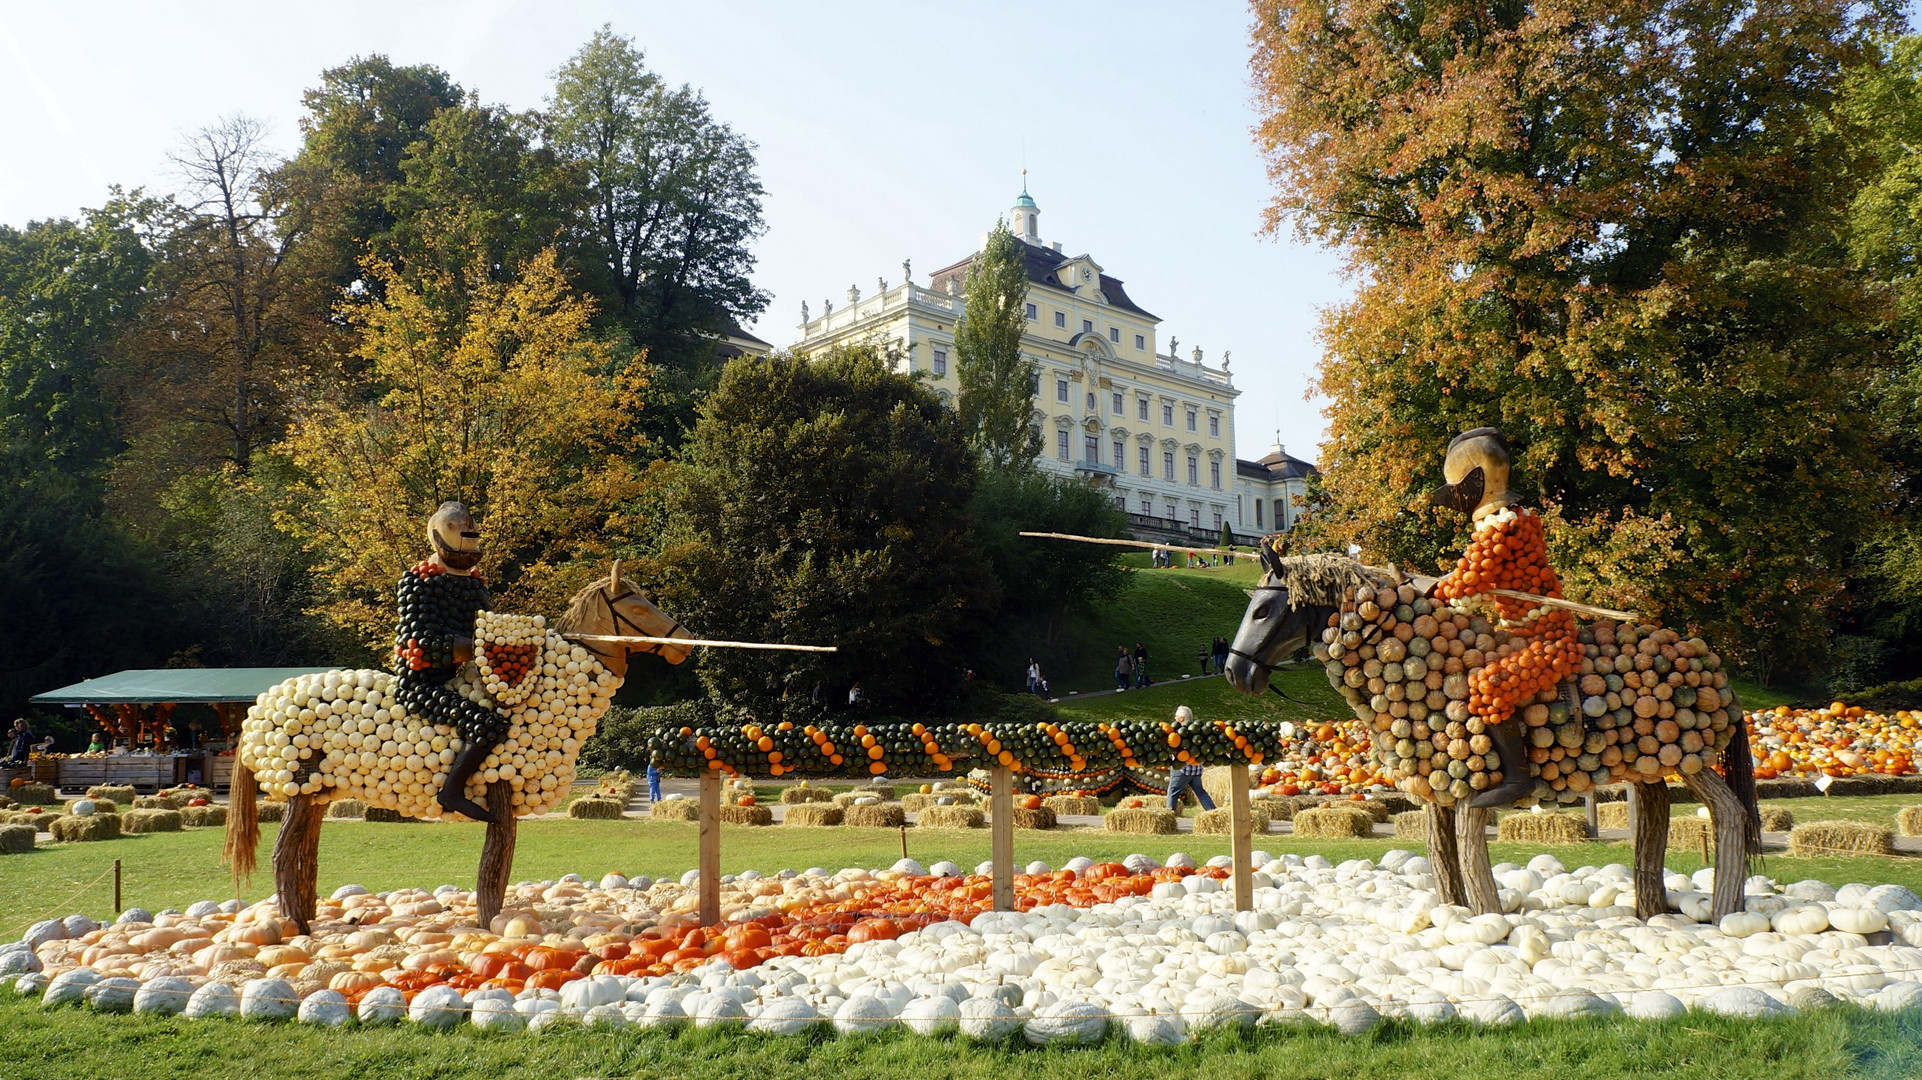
[57, 760, 107, 790]
[31, 759, 57, 783]
[209, 756, 235, 791]
[107, 759, 171, 791]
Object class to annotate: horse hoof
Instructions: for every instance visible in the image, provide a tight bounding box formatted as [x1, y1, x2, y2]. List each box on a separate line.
[439, 796, 497, 825]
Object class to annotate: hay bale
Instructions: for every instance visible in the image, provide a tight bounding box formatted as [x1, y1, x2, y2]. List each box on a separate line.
[1668, 816, 1713, 850]
[1104, 808, 1178, 835]
[1598, 802, 1631, 831]
[899, 793, 937, 812]
[918, 805, 986, 829]
[651, 798, 701, 821]
[1898, 805, 1922, 837]
[1394, 809, 1429, 839]
[719, 804, 774, 826]
[0, 794, 11, 809]
[10, 783, 56, 805]
[325, 799, 366, 820]
[256, 801, 286, 823]
[783, 803, 844, 827]
[568, 797, 627, 820]
[1759, 806, 1794, 832]
[1496, 811, 1589, 845]
[181, 804, 228, 828]
[1012, 807, 1057, 830]
[121, 809, 183, 834]
[844, 804, 906, 828]
[1253, 796, 1299, 822]
[1041, 795, 1100, 817]
[363, 807, 408, 823]
[1292, 806, 1375, 838]
[1370, 793, 1418, 816]
[780, 786, 836, 805]
[853, 784, 895, 800]
[1193, 807, 1270, 835]
[0, 810, 38, 826]
[0, 824, 34, 853]
[65, 799, 116, 816]
[49, 813, 120, 842]
[1790, 820, 1895, 857]
[86, 785, 138, 805]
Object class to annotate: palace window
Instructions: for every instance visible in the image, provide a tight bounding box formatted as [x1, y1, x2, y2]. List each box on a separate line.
[1056, 430, 1070, 461]
[1108, 327, 1120, 343]
[1186, 408, 1198, 432]
[1112, 438, 1124, 464]
[1141, 494, 1154, 514]
[1210, 460, 1221, 489]
[932, 349, 947, 376]
[1138, 446, 1150, 475]
[1212, 510, 1223, 530]
[1187, 455, 1199, 485]
[1162, 404, 1174, 426]
[1137, 397, 1149, 421]
[1190, 507, 1201, 528]
[1085, 434, 1099, 462]
[1208, 414, 1219, 437]
[1135, 333, 1146, 350]
[1116, 494, 1127, 512]
[1111, 392, 1123, 414]
[1163, 452, 1175, 481]
[1025, 302, 1038, 320]
[1054, 311, 1067, 328]
[1086, 391, 1097, 411]
[1081, 318, 1093, 334]
[1166, 500, 1178, 521]
[1056, 378, 1069, 402]
[1255, 499, 1264, 527]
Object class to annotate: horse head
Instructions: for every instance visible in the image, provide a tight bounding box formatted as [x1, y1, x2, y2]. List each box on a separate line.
[555, 559, 696, 677]
[1222, 540, 1330, 695]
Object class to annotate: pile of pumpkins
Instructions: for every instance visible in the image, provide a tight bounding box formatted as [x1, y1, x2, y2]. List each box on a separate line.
[13, 850, 1922, 1041]
[237, 626, 617, 820]
[1748, 705, 1920, 780]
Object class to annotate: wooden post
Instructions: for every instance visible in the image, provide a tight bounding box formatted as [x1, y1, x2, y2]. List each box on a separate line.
[475, 780, 518, 927]
[1682, 768, 1750, 921]
[272, 794, 323, 934]
[698, 771, 721, 925]
[990, 766, 1014, 912]
[1426, 802, 1465, 907]
[113, 858, 122, 913]
[1584, 792, 1599, 839]
[1227, 764, 1253, 912]
[1455, 802, 1500, 915]
[1629, 781, 1671, 918]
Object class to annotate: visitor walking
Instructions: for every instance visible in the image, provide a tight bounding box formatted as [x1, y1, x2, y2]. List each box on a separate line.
[1197, 641, 1213, 675]
[1212, 636, 1230, 674]
[1026, 658, 1043, 696]
[647, 762, 663, 803]
[1133, 642, 1149, 687]
[1166, 706, 1216, 812]
[1114, 646, 1135, 691]
[4, 719, 33, 765]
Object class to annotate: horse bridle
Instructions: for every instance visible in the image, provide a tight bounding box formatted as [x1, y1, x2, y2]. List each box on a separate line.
[1226, 581, 1353, 705]
[587, 581, 692, 659]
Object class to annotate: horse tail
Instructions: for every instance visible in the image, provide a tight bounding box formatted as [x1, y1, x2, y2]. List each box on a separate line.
[224, 757, 259, 883]
[1722, 694, 1762, 856]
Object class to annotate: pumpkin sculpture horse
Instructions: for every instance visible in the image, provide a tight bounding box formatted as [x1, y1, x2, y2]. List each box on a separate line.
[1223, 547, 1760, 922]
[224, 567, 694, 931]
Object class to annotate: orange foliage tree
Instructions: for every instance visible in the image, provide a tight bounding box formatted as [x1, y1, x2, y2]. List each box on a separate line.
[1252, 0, 1902, 679]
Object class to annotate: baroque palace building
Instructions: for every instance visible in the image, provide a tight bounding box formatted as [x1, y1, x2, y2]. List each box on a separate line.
[790, 188, 1314, 543]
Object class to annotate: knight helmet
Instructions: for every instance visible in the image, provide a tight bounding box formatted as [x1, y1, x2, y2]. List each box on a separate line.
[428, 501, 483, 570]
[1429, 427, 1514, 519]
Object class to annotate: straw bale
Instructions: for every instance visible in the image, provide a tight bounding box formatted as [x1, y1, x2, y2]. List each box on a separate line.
[1897, 805, 1922, 837]
[1668, 816, 1712, 850]
[256, 801, 285, 823]
[1291, 806, 1375, 838]
[1041, 795, 1100, 817]
[363, 807, 409, 823]
[1789, 820, 1894, 857]
[568, 797, 627, 820]
[918, 805, 985, 829]
[844, 804, 906, 828]
[1759, 806, 1794, 832]
[121, 809, 183, 834]
[181, 804, 228, 828]
[66, 799, 116, 816]
[1598, 802, 1631, 831]
[650, 798, 701, 821]
[719, 804, 774, 826]
[1394, 810, 1429, 840]
[86, 785, 138, 805]
[1496, 811, 1589, 845]
[49, 813, 120, 842]
[1104, 808, 1178, 835]
[0, 824, 34, 853]
[1008, 807, 1057, 830]
[780, 786, 835, 805]
[325, 799, 366, 820]
[9, 783, 56, 805]
[782, 803, 844, 827]
[1193, 807, 1270, 835]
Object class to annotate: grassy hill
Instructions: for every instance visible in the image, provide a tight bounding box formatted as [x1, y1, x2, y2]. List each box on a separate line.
[1031, 551, 1260, 694]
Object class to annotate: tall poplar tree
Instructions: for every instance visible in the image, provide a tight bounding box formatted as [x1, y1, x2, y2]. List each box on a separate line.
[954, 218, 1039, 470]
[1251, 0, 1901, 678]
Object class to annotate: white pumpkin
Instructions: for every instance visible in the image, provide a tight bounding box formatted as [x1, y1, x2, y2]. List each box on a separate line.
[83, 977, 139, 1012]
[559, 974, 625, 1015]
[471, 997, 526, 1031]
[132, 976, 195, 1016]
[356, 986, 407, 1024]
[297, 989, 352, 1026]
[43, 968, 102, 1007]
[409, 984, 467, 1028]
[899, 994, 960, 1035]
[183, 981, 240, 1019]
[1771, 905, 1829, 937]
[1718, 911, 1771, 938]
[1024, 999, 1107, 1046]
[239, 978, 298, 1021]
[1830, 907, 1889, 936]
[958, 995, 1020, 1041]
[834, 993, 898, 1034]
[748, 996, 820, 1036]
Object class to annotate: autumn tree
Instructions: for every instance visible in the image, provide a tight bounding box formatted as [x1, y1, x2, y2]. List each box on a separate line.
[280, 249, 646, 651]
[955, 217, 1041, 470]
[652, 345, 995, 709]
[1252, 0, 1902, 678]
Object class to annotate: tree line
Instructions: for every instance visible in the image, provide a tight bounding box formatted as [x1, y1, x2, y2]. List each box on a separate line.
[1253, 1, 1922, 692]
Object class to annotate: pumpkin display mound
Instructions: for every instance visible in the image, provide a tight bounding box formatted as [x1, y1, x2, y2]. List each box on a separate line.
[15, 848, 1922, 1044]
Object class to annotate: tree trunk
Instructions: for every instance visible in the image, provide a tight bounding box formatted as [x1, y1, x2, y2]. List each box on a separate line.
[1683, 767, 1751, 921]
[1455, 802, 1500, 914]
[476, 780, 518, 928]
[1629, 782, 1671, 918]
[1426, 801, 1465, 907]
[272, 794, 323, 934]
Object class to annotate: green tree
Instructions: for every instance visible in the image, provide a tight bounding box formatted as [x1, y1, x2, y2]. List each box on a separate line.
[967, 468, 1128, 650]
[1251, 0, 1900, 679]
[954, 218, 1039, 470]
[547, 27, 769, 442]
[653, 345, 995, 708]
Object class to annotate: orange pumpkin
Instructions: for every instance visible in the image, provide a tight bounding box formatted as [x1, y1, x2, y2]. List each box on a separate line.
[1020, 795, 1043, 811]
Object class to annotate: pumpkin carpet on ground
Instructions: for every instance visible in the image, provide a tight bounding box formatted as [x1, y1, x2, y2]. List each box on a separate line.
[14, 847, 1922, 1044]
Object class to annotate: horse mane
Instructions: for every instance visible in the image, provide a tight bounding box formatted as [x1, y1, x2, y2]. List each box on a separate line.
[1270, 553, 1395, 610]
[554, 574, 637, 635]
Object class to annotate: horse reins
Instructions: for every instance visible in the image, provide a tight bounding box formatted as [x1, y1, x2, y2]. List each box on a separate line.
[587, 583, 692, 660]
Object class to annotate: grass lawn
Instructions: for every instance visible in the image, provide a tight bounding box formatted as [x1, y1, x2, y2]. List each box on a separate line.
[1046, 554, 1260, 692]
[2, 996, 1920, 1080]
[1052, 663, 1346, 727]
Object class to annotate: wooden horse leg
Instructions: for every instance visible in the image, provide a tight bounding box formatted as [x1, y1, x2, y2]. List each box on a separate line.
[1455, 802, 1501, 914]
[476, 779, 519, 929]
[1425, 801, 1466, 907]
[273, 794, 323, 934]
[1682, 766, 1750, 921]
[1629, 781, 1671, 919]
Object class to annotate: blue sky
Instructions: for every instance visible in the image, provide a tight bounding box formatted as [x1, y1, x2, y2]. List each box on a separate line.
[0, 1, 1345, 461]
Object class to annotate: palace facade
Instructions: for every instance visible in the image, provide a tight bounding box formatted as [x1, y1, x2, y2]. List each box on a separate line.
[789, 188, 1312, 543]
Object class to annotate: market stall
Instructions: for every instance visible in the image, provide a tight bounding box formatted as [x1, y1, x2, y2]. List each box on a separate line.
[29, 667, 331, 792]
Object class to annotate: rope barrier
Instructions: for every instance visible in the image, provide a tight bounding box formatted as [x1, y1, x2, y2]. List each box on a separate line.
[4, 865, 118, 941]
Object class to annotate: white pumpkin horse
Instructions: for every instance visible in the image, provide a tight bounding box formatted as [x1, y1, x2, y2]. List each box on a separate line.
[225, 566, 693, 930]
